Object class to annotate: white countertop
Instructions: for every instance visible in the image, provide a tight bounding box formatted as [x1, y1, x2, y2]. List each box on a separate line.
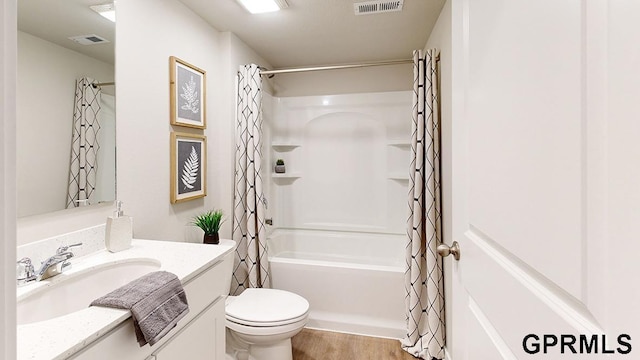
[17, 239, 235, 360]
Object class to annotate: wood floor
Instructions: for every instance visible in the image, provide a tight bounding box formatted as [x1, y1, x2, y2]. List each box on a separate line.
[291, 329, 419, 360]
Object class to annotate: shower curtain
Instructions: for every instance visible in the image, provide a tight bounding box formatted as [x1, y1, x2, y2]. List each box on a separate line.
[66, 77, 101, 208]
[95, 94, 116, 203]
[231, 64, 270, 296]
[402, 49, 445, 360]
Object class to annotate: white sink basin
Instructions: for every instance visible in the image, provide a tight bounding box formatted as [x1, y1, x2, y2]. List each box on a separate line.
[17, 259, 161, 325]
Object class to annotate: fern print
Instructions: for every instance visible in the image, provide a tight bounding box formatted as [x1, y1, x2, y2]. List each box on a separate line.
[180, 75, 200, 114]
[181, 146, 199, 190]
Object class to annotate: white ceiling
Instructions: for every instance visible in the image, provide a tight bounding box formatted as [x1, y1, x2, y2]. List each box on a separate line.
[18, 0, 115, 65]
[17, 0, 445, 70]
[179, 0, 446, 68]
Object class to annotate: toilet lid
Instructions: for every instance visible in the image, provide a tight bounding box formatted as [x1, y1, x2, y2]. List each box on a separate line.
[226, 288, 309, 324]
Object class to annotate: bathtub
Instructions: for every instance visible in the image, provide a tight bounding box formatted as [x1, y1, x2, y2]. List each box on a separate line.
[268, 229, 407, 339]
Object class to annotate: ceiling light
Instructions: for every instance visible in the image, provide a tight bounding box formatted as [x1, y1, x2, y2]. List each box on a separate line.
[236, 0, 288, 14]
[90, 3, 116, 23]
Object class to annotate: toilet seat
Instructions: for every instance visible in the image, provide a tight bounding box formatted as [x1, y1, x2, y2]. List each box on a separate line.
[227, 312, 309, 327]
[226, 288, 309, 327]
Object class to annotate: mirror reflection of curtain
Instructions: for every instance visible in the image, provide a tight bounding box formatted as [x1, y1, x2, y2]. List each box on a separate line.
[95, 94, 116, 203]
[66, 77, 102, 208]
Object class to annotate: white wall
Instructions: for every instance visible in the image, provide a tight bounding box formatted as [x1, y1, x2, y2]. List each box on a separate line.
[116, 0, 273, 243]
[272, 63, 412, 97]
[224, 32, 273, 94]
[117, 0, 224, 243]
[1, 0, 17, 357]
[424, 0, 452, 352]
[16, 31, 115, 217]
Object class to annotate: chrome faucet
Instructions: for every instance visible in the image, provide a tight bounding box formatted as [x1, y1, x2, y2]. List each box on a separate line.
[16, 258, 36, 285]
[36, 243, 82, 281]
[16, 242, 83, 285]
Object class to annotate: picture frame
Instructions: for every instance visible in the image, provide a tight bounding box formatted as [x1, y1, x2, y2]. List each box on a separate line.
[170, 56, 206, 129]
[170, 132, 207, 203]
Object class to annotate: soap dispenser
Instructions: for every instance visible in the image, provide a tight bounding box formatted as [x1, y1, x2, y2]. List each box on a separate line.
[105, 201, 133, 252]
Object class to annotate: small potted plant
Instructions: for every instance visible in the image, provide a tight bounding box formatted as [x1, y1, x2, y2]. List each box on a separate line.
[192, 209, 224, 244]
[275, 159, 286, 173]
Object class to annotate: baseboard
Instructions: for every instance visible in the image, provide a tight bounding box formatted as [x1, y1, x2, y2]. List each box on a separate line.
[305, 310, 405, 340]
[304, 325, 403, 340]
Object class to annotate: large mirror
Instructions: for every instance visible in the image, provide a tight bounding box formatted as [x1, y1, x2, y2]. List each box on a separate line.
[17, 0, 116, 217]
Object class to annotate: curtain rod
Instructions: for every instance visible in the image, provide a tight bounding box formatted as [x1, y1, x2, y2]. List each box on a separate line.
[92, 82, 115, 87]
[259, 59, 413, 76]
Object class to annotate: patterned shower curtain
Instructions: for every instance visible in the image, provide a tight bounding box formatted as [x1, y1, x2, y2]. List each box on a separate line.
[402, 49, 445, 360]
[231, 64, 270, 296]
[66, 77, 101, 208]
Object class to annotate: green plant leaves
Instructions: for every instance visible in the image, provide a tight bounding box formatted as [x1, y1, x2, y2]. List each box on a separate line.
[192, 209, 224, 235]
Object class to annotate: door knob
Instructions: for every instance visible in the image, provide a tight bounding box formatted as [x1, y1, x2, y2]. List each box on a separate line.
[437, 241, 460, 260]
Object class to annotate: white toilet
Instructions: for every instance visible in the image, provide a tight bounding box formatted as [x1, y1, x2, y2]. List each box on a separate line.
[225, 288, 309, 360]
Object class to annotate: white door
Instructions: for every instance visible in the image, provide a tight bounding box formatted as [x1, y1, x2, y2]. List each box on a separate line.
[448, 0, 640, 358]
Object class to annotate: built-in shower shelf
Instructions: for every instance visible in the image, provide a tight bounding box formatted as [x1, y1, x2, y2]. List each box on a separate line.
[387, 140, 411, 148]
[272, 143, 301, 151]
[388, 173, 410, 181]
[272, 172, 302, 179]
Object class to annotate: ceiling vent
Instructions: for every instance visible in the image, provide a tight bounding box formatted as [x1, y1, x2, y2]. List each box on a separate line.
[354, 0, 403, 15]
[68, 34, 110, 46]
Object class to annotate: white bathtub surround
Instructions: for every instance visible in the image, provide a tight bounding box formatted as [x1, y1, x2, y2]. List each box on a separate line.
[232, 64, 270, 295]
[402, 49, 445, 359]
[268, 229, 406, 338]
[17, 239, 235, 360]
[267, 90, 412, 234]
[265, 90, 413, 339]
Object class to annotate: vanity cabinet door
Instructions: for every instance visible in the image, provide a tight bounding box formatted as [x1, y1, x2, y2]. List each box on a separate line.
[152, 298, 226, 360]
[69, 319, 150, 360]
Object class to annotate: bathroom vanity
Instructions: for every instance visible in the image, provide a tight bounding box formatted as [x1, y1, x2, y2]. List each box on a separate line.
[17, 238, 235, 360]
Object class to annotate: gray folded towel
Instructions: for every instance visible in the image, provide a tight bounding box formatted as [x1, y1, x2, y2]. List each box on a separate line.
[90, 271, 189, 346]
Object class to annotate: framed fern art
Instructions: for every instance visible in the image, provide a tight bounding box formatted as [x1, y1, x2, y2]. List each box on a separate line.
[170, 132, 206, 203]
[170, 56, 206, 129]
